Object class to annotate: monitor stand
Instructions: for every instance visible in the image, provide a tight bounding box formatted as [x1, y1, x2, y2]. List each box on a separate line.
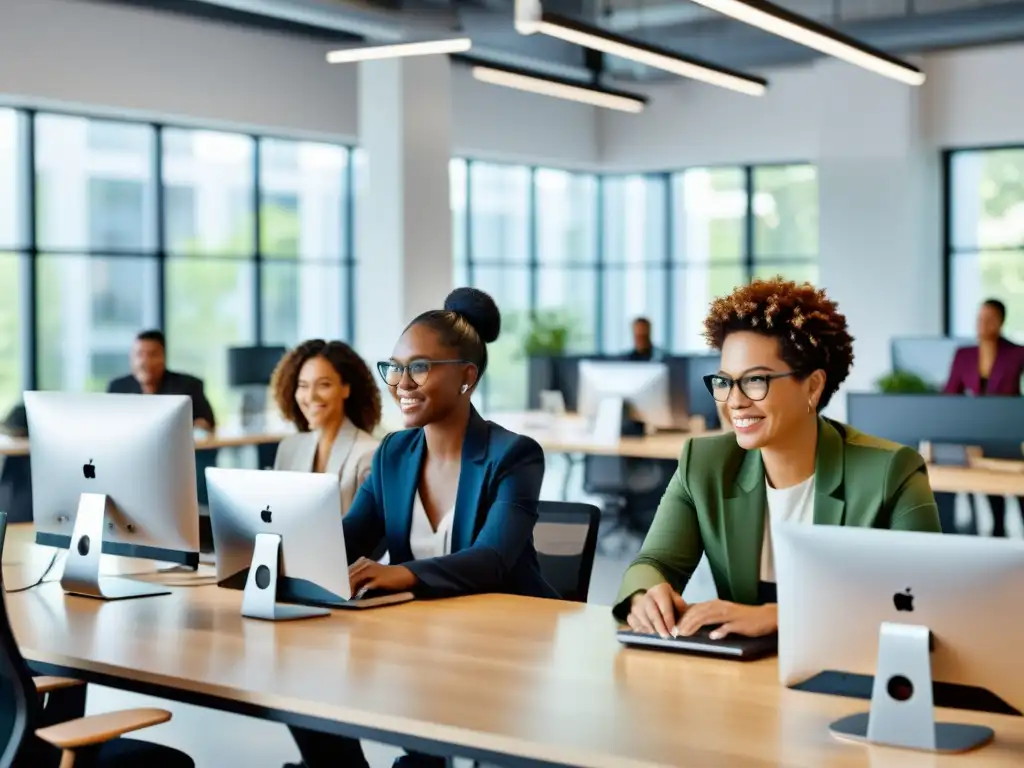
[241, 533, 330, 621]
[830, 622, 994, 753]
[61, 493, 171, 600]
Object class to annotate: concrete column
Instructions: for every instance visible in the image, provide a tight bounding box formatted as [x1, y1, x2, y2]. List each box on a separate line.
[355, 55, 455, 426]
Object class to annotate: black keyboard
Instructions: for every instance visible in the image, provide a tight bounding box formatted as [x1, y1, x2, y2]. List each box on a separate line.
[617, 625, 778, 661]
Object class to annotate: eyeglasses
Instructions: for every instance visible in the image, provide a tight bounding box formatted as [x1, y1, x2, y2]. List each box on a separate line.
[376, 359, 471, 387]
[703, 372, 796, 403]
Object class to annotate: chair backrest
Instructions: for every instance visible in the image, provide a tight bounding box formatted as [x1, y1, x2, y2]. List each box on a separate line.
[0, 511, 38, 768]
[534, 502, 600, 603]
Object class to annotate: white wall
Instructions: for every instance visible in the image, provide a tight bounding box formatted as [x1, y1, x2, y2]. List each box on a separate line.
[0, 0, 600, 166]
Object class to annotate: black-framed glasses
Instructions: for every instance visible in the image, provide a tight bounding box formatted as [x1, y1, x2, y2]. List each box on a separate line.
[377, 359, 472, 387]
[703, 372, 797, 403]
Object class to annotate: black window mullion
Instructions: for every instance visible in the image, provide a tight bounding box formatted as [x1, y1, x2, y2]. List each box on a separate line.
[464, 159, 474, 286]
[941, 150, 953, 337]
[154, 125, 166, 334]
[744, 165, 755, 281]
[528, 166, 538, 313]
[595, 176, 605, 354]
[253, 136, 263, 345]
[662, 172, 673, 353]
[24, 109, 38, 391]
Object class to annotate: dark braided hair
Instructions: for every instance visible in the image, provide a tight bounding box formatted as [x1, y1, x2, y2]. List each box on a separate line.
[406, 287, 501, 382]
[703, 277, 854, 411]
[270, 339, 382, 433]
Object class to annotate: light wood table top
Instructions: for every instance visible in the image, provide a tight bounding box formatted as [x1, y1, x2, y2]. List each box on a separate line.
[4, 528, 1024, 767]
[927, 463, 1024, 496]
[0, 426, 292, 458]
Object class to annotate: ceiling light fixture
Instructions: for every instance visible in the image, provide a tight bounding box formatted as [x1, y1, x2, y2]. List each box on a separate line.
[686, 0, 925, 86]
[471, 64, 647, 113]
[514, 4, 766, 96]
[326, 37, 472, 64]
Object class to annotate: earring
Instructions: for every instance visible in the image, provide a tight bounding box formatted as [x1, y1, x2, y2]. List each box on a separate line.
[807, 398, 815, 414]
[461, 384, 469, 394]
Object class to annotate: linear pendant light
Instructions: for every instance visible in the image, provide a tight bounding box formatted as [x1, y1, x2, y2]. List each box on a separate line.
[687, 0, 925, 86]
[514, 7, 766, 96]
[326, 38, 472, 64]
[471, 64, 647, 113]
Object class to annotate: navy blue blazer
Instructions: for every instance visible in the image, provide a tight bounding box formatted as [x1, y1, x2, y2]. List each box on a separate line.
[342, 408, 557, 600]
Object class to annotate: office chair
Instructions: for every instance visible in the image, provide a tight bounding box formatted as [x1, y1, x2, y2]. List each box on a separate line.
[534, 502, 601, 603]
[0, 512, 194, 768]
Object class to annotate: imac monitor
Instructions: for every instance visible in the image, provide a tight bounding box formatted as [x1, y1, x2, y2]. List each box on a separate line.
[24, 391, 200, 600]
[577, 361, 675, 430]
[774, 523, 1024, 753]
[206, 467, 412, 621]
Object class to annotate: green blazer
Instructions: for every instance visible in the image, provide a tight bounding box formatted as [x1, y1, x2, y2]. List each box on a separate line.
[613, 418, 941, 620]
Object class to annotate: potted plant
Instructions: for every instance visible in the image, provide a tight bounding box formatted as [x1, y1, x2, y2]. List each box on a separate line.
[874, 370, 937, 394]
[522, 312, 575, 402]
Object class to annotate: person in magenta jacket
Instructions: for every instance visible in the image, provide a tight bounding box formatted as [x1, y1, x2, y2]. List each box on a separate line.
[943, 299, 1024, 396]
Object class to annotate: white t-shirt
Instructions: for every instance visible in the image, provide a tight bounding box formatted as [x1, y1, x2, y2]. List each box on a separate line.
[759, 475, 816, 582]
[409, 492, 454, 561]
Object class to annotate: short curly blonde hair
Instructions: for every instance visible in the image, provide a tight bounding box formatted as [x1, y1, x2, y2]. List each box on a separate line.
[703, 277, 854, 410]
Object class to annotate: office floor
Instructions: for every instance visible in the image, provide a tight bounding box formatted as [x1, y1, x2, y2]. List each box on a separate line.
[66, 462, 1021, 767]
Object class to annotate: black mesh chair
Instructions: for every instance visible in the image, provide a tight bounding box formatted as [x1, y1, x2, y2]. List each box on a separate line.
[0, 512, 194, 768]
[534, 502, 601, 603]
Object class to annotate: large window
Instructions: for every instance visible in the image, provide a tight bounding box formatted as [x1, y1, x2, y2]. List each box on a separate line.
[0, 108, 355, 422]
[453, 160, 819, 408]
[947, 148, 1024, 342]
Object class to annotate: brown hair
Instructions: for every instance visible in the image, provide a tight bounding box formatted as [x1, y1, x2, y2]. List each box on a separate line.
[270, 339, 382, 433]
[703, 277, 854, 410]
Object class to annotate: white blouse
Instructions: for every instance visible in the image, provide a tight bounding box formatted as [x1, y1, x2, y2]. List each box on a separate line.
[409, 492, 454, 561]
[759, 475, 816, 582]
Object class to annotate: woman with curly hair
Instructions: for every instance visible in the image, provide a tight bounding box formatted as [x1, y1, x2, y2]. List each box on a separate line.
[614, 277, 941, 641]
[269, 339, 382, 514]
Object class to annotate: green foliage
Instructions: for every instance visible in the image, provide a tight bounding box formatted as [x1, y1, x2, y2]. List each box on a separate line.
[981, 150, 1024, 220]
[875, 370, 936, 394]
[522, 311, 575, 357]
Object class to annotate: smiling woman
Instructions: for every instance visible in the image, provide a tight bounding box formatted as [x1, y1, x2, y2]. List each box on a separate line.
[614, 277, 941, 642]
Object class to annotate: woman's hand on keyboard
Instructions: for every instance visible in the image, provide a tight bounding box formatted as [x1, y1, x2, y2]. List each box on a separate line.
[675, 600, 777, 640]
[625, 582, 688, 638]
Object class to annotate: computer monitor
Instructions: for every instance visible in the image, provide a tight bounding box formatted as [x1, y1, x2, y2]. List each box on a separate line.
[577, 361, 675, 430]
[24, 391, 200, 601]
[774, 523, 1024, 753]
[205, 467, 412, 621]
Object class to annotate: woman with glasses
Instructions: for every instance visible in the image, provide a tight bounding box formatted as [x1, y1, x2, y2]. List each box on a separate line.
[269, 339, 382, 514]
[613, 277, 941, 641]
[286, 287, 554, 768]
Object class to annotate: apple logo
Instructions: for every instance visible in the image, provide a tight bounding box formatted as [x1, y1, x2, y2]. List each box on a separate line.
[82, 460, 96, 480]
[260, 505, 272, 524]
[893, 587, 914, 612]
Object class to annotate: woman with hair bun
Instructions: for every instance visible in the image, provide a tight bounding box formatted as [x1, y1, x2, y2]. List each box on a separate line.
[286, 287, 555, 768]
[613, 278, 941, 642]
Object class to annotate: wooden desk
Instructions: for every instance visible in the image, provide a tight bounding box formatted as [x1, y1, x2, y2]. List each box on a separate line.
[0, 427, 292, 458]
[4, 531, 1024, 767]
[926, 463, 1024, 496]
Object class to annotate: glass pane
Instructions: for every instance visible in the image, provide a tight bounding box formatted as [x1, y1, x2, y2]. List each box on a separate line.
[0, 109, 25, 250]
[752, 260, 819, 286]
[163, 129, 255, 257]
[451, 158, 467, 263]
[536, 267, 597, 353]
[470, 266, 530, 411]
[602, 266, 667, 355]
[35, 114, 155, 251]
[603, 175, 667, 265]
[753, 164, 818, 258]
[166, 258, 255, 420]
[671, 264, 748, 353]
[36, 254, 160, 391]
[672, 168, 745, 264]
[0, 253, 25, 415]
[536, 169, 598, 265]
[261, 260, 348, 346]
[259, 138, 348, 260]
[950, 252, 1024, 343]
[950, 149, 1024, 251]
[468, 163, 530, 264]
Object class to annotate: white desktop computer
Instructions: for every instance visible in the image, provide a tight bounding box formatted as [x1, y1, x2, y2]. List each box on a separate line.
[24, 391, 200, 601]
[576, 360, 677, 432]
[774, 523, 1024, 753]
[205, 467, 412, 621]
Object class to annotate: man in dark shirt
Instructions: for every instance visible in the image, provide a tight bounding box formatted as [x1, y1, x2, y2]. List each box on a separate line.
[624, 317, 663, 361]
[107, 329, 216, 430]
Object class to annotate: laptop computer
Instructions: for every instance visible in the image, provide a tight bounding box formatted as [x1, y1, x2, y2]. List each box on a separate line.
[617, 625, 778, 661]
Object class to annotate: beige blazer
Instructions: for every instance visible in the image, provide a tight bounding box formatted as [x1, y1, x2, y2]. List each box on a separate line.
[273, 418, 380, 515]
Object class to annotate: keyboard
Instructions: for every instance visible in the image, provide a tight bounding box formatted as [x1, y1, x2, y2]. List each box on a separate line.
[616, 625, 778, 661]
